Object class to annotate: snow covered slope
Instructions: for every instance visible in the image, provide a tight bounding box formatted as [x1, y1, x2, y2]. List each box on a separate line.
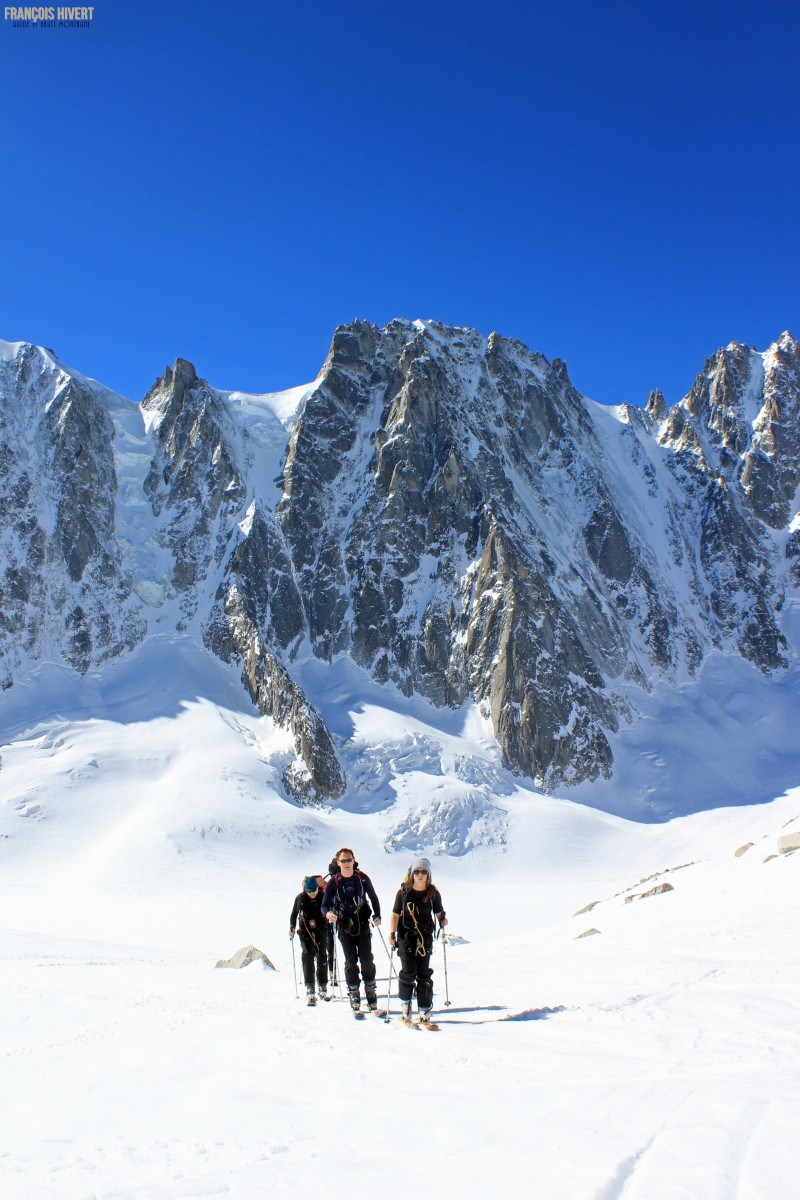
[0, 637, 797, 1198]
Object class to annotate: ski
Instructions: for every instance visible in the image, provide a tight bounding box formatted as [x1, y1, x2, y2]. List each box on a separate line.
[399, 1015, 439, 1030]
[353, 1011, 367, 1020]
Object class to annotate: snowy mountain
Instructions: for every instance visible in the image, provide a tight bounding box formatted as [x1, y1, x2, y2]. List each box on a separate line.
[2, 325, 799, 1196]
[1, 323, 798, 811]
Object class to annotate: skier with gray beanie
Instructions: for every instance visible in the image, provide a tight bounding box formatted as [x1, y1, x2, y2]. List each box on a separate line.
[389, 856, 447, 1025]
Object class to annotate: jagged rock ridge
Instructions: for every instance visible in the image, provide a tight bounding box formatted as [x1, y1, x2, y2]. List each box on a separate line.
[0, 325, 797, 798]
[0, 344, 146, 688]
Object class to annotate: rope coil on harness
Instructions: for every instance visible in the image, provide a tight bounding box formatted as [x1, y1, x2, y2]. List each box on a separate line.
[299, 911, 320, 950]
[404, 900, 429, 957]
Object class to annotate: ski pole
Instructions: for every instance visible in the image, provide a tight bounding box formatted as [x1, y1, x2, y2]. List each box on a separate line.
[332, 925, 343, 998]
[328, 926, 337, 993]
[439, 924, 451, 1007]
[375, 922, 393, 965]
[383, 944, 396, 1023]
[329, 905, 344, 998]
[290, 933, 299, 1000]
[374, 924, 395, 1014]
[375, 925, 398, 1023]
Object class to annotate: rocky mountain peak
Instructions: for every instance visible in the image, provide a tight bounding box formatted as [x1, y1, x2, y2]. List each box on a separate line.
[646, 388, 667, 421]
[659, 333, 800, 530]
[1, 323, 797, 800]
[142, 358, 248, 603]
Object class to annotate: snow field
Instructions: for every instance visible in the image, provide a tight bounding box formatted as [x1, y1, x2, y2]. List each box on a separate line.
[1, 642, 798, 1198]
[2, 835, 797, 1200]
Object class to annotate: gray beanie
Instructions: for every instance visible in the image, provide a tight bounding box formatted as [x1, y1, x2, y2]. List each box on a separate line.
[411, 856, 431, 875]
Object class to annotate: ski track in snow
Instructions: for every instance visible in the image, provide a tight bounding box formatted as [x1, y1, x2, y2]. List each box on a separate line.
[0, 642, 798, 1198]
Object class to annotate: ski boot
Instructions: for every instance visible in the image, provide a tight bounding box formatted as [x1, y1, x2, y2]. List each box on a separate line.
[348, 987, 362, 1014]
[417, 1007, 439, 1030]
[365, 984, 379, 1013]
[306, 987, 317, 1007]
[400, 999, 414, 1025]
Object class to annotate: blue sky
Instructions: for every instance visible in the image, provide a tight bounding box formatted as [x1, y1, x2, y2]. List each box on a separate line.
[1, 0, 798, 406]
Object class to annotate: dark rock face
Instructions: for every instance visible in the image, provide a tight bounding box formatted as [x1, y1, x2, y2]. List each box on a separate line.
[1, 325, 797, 796]
[654, 334, 798, 671]
[210, 585, 345, 801]
[0, 345, 145, 684]
[679, 334, 800, 530]
[264, 322, 668, 785]
[209, 503, 305, 656]
[142, 359, 248, 616]
[224, 320, 797, 788]
[140, 361, 341, 795]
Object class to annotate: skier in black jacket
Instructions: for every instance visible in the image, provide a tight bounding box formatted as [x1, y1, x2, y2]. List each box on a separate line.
[389, 856, 447, 1024]
[290, 876, 330, 1002]
[322, 847, 382, 1013]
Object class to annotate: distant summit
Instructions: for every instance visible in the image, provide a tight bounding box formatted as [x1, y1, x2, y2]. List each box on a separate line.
[1, 323, 798, 798]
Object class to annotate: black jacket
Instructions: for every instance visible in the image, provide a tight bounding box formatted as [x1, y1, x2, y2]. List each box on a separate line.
[392, 885, 445, 953]
[322, 870, 381, 932]
[290, 891, 328, 947]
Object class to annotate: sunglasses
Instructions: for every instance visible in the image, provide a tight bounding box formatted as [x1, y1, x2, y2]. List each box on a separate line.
[339, 857, 354, 864]
[412, 869, 429, 876]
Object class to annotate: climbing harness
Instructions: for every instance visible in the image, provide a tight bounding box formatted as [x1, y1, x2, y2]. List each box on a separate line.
[332, 870, 369, 936]
[299, 909, 320, 950]
[404, 899, 430, 957]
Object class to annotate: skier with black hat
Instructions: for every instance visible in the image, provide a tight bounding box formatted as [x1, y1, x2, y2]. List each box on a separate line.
[389, 856, 447, 1026]
[290, 875, 330, 1004]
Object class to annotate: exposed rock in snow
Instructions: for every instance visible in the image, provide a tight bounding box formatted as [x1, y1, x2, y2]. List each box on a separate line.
[207, 584, 345, 802]
[630, 881, 674, 901]
[215, 945, 275, 969]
